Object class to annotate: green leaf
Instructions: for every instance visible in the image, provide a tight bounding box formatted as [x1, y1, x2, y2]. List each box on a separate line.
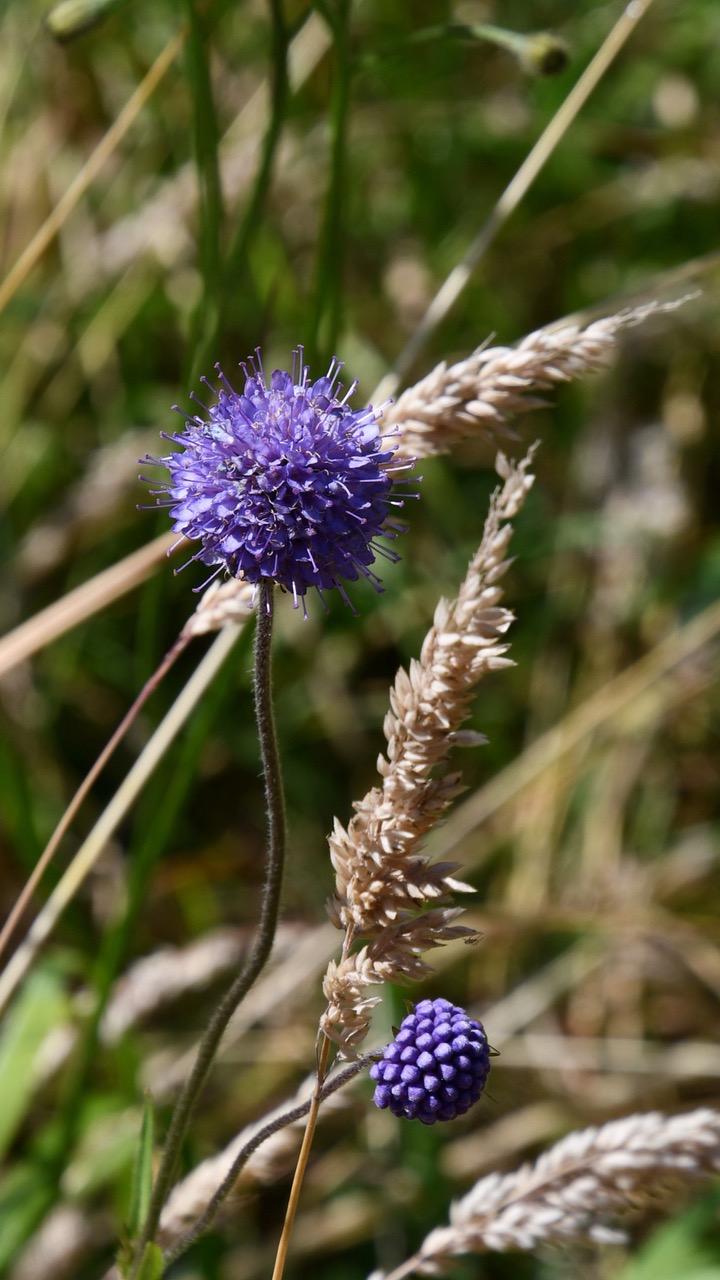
[136, 1242, 165, 1280]
[0, 968, 68, 1159]
[45, 0, 135, 42]
[128, 1092, 155, 1239]
[0, 1164, 54, 1269]
[618, 1194, 720, 1280]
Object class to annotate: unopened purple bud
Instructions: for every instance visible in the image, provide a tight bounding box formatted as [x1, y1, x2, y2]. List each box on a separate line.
[370, 998, 490, 1125]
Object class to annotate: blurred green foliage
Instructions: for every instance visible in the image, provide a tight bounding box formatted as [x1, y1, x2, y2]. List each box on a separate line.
[0, 0, 719, 1275]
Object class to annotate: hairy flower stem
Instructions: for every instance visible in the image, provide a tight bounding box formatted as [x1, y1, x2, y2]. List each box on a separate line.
[162, 1051, 379, 1268]
[271, 1033, 332, 1280]
[129, 580, 286, 1276]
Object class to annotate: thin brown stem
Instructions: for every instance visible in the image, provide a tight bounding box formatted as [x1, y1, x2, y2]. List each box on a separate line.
[271, 1033, 332, 1280]
[0, 633, 189, 968]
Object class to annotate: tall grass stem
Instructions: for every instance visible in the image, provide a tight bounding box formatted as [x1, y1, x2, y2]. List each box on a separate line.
[271, 1033, 332, 1280]
[373, 0, 658, 402]
[0, 28, 186, 320]
[309, 0, 351, 365]
[223, 0, 290, 292]
[0, 633, 190, 968]
[0, 624, 244, 1018]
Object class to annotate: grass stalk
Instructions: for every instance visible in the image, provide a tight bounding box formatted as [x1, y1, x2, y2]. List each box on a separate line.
[271, 1033, 332, 1280]
[184, 0, 225, 386]
[374, 0, 658, 401]
[0, 631, 190, 968]
[0, 623, 244, 1019]
[222, 0, 291, 306]
[309, 0, 351, 366]
[0, 27, 186, 320]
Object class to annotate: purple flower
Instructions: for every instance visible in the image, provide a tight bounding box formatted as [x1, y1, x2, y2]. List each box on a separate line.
[370, 998, 491, 1125]
[144, 349, 413, 610]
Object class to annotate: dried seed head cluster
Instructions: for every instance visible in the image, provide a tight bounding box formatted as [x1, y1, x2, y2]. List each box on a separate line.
[320, 302, 693, 1051]
[181, 577, 255, 638]
[386, 301, 689, 461]
[322, 449, 536, 1049]
[370, 1108, 720, 1278]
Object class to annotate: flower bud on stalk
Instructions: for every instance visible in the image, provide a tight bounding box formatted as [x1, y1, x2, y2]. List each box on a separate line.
[371, 998, 491, 1124]
[143, 349, 415, 614]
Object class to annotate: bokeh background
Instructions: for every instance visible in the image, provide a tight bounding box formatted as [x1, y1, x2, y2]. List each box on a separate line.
[1, 0, 720, 1276]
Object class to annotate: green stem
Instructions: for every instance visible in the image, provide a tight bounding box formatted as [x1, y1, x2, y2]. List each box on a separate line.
[184, 0, 224, 386]
[308, 0, 351, 366]
[223, 0, 290, 287]
[129, 580, 286, 1275]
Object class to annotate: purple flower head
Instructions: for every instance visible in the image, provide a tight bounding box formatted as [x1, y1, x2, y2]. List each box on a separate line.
[143, 349, 414, 612]
[370, 998, 491, 1125]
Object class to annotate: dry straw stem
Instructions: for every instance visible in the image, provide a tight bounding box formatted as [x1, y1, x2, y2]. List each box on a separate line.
[0, 28, 186, 320]
[322, 448, 536, 1050]
[0, 507, 252, 681]
[374, 0, 658, 402]
[0, 532, 175, 678]
[385, 299, 691, 460]
[373, 1108, 720, 1280]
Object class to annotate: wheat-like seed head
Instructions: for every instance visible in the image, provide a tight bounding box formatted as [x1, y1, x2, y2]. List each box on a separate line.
[370, 1107, 720, 1279]
[181, 576, 255, 637]
[321, 449, 536, 1049]
[385, 300, 691, 460]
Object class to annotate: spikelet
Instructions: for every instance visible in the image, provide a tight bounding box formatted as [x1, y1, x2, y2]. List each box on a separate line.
[386, 300, 690, 460]
[322, 449, 536, 1049]
[370, 1108, 720, 1279]
[181, 576, 255, 638]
